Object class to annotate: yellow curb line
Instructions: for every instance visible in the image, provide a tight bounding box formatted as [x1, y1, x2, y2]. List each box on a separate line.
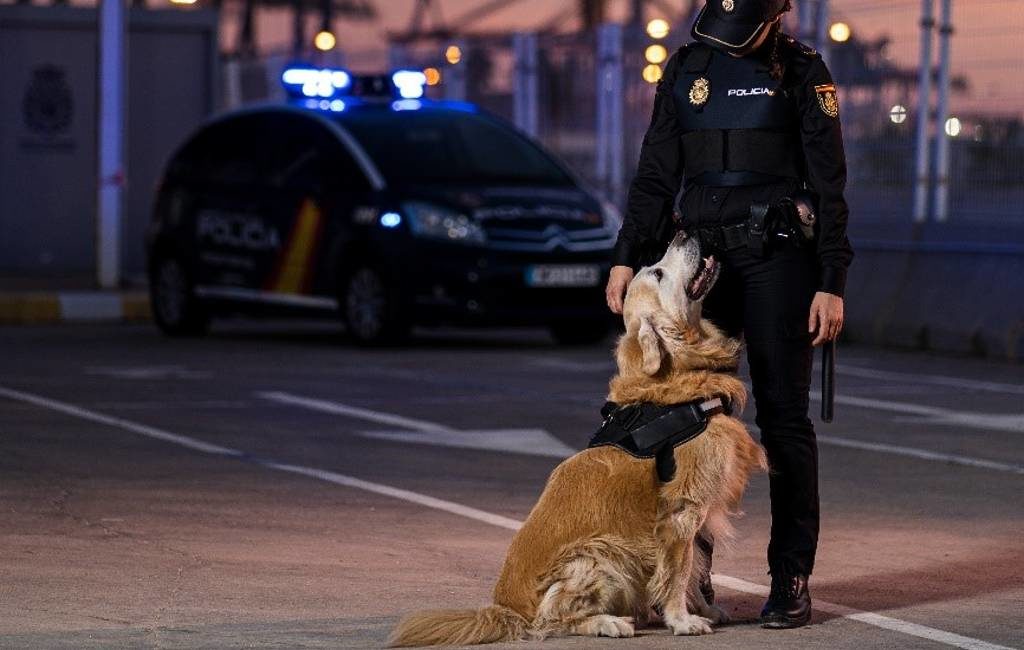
[0, 292, 151, 324]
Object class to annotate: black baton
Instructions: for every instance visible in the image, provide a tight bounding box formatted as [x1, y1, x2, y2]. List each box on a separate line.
[821, 340, 836, 423]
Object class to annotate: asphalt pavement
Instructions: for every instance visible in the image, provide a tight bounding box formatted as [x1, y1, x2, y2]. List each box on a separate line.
[1, 321, 1022, 649]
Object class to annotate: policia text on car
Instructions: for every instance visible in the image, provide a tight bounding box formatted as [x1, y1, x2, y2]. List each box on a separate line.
[606, 0, 854, 630]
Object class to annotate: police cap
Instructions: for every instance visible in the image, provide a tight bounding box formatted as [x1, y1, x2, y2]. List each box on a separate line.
[691, 0, 789, 54]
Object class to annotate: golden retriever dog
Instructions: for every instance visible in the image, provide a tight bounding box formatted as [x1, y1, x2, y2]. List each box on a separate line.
[389, 232, 767, 647]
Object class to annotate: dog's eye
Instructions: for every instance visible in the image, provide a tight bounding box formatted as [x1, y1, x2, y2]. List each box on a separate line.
[652, 268, 664, 282]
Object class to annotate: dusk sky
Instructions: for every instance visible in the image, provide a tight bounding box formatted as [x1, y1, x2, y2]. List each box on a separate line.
[226, 0, 1024, 117]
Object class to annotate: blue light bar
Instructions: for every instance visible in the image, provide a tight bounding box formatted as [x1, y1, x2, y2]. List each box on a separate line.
[391, 70, 427, 99]
[282, 66, 352, 99]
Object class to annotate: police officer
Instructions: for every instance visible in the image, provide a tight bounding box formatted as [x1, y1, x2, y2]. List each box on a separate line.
[605, 0, 853, 629]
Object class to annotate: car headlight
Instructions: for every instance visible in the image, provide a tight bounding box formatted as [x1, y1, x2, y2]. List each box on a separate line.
[402, 201, 487, 246]
[600, 199, 623, 234]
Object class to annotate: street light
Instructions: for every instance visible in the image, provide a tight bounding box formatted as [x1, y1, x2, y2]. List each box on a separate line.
[646, 18, 670, 39]
[829, 22, 851, 43]
[643, 64, 662, 84]
[445, 45, 462, 65]
[890, 104, 908, 124]
[423, 67, 441, 86]
[314, 30, 336, 51]
[645, 44, 668, 65]
[945, 116, 962, 137]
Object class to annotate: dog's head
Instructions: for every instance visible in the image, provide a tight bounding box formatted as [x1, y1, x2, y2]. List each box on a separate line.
[620, 231, 722, 376]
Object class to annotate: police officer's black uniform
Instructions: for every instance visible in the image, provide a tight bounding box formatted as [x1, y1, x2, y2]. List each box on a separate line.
[612, 0, 854, 629]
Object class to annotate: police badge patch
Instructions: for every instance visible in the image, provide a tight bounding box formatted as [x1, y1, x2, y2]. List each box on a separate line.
[689, 77, 711, 107]
[814, 83, 840, 118]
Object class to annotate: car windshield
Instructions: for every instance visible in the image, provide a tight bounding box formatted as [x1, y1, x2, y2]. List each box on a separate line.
[339, 109, 574, 186]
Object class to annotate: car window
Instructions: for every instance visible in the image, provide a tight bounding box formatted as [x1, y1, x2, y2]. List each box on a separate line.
[339, 110, 573, 186]
[171, 112, 370, 193]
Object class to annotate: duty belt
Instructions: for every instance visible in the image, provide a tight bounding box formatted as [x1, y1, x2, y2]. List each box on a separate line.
[588, 397, 730, 482]
[695, 222, 748, 253]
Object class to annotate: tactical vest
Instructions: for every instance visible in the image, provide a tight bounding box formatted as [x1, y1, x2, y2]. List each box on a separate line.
[673, 45, 804, 186]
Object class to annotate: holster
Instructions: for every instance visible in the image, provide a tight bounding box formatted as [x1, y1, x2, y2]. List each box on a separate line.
[748, 203, 771, 257]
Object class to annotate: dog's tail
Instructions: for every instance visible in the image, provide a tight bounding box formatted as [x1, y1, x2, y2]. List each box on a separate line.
[388, 604, 528, 647]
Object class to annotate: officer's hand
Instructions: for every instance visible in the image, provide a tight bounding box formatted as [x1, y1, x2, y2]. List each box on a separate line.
[606, 266, 635, 315]
[809, 291, 844, 346]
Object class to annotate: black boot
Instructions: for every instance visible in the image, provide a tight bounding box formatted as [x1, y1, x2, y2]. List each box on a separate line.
[760, 573, 811, 629]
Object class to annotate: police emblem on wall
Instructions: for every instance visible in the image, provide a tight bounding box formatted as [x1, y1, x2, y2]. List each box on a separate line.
[689, 77, 711, 107]
[814, 83, 840, 118]
[23, 65, 74, 136]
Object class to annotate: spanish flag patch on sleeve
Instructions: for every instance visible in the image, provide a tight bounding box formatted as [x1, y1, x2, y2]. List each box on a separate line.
[814, 83, 840, 118]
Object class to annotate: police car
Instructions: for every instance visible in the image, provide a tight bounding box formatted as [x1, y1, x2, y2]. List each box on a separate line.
[147, 67, 619, 344]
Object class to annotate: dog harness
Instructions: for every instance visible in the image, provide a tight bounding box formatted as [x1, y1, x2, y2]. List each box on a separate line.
[588, 397, 731, 482]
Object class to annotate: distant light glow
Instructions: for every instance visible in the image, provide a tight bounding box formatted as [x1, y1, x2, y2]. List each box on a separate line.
[423, 67, 442, 86]
[829, 22, 851, 43]
[645, 44, 668, 64]
[392, 99, 423, 111]
[169, 0, 197, 5]
[890, 104, 908, 124]
[314, 30, 336, 51]
[329, 99, 346, 112]
[646, 18, 670, 39]
[445, 44, 462, 65]
[392, 70, 427, 99]
[642, 64, 663, 84]
[380, 212, 402, 228]
[945, 116, 962, 137]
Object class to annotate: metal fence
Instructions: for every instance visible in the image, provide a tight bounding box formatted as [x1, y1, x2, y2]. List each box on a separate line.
[230, 0, 1024, 235]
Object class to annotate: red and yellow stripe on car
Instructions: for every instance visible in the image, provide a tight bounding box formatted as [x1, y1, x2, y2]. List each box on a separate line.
[265, 199, 324, 294]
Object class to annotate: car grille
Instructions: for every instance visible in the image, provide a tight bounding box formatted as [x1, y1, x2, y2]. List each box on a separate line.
[484, 224, 616, 253]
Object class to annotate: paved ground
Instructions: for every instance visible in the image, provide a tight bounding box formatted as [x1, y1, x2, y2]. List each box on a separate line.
[1, 322, 1022, 649]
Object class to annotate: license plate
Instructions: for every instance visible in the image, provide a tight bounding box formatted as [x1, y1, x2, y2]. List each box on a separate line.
[525, 264, 600, 288]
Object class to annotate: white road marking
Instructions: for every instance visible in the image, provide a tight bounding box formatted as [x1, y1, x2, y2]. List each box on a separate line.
[0, 386, 240, 456]
[837, 364, 1024, 396]
[259, 392, 578, 458]
[358, 429, 577, 459]
[259, 461, 524, 530]
[527, 357, 615, 373]
[85, 365, 213, 380]
[264, 391, 1024, 476]
[711, 575, 1014, 650]
[0, 384, 1013, 650]
[810, 393, 1024, 434]
[258, 391, 454, 433]
[817, 436, 1024, 475]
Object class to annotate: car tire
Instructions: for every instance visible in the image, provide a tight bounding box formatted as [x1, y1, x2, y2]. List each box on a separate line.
[149, 255, 210, 337]
[341, 266, 410, 345]
[549, 320, 612, 346]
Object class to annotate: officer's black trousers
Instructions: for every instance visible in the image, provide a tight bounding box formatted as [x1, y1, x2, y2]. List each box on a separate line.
[701, 241, 820, 577]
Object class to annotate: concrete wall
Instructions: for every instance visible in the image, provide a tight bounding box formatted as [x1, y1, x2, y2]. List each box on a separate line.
[0, 5, 218, 280]
[843, 240, 1024, 362]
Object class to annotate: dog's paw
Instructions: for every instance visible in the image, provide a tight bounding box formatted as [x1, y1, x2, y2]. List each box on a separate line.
[666, 614, 714, 636]
[590, 615, 636, 638]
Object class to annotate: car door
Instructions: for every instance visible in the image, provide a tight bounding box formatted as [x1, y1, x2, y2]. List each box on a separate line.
[184, 114, 291, 293]
[257, 115, 374, 302]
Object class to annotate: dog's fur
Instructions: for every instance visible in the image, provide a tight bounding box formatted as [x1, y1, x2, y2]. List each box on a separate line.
[389, 235, 767, 646]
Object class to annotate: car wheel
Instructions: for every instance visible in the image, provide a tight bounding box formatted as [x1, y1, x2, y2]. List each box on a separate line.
[549, 320, 611, 346]
[150, 255, 209, 337]
[342, 267, 409, 345]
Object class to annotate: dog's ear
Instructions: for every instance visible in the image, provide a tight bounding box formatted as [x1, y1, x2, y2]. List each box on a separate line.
[637, 317, 665, 375]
